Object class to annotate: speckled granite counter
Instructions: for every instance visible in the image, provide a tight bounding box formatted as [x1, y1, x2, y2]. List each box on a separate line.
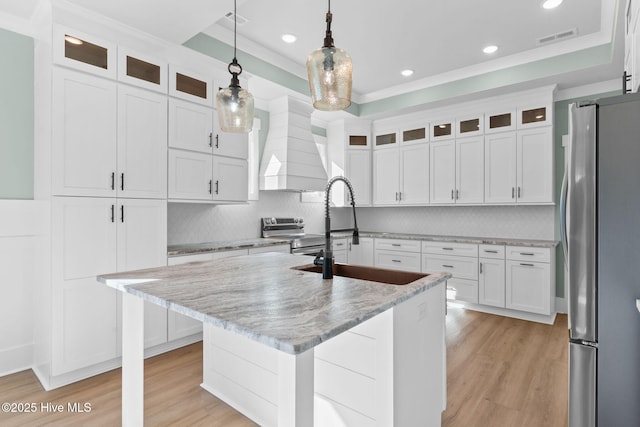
[98, 252, 450, 354]
[332, 231, 559, 248]
[167, 238, 290, 257]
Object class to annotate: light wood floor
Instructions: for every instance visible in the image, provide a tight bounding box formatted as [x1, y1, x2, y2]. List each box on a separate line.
[0, 307, 568, 426]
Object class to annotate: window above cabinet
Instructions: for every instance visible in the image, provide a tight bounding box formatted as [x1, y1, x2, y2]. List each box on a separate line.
[117, 48, 167, 93]
[53, 25, 116, 79]
[430, 120, 455, 141]
[168, 64, 214, 106]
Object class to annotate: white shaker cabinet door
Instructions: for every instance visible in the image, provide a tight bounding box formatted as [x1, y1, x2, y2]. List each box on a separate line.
[400, 143, 429, 204]
[52, 68, 117, 197]
[429, 140, 456, 204]
[347, 237, 374, 267]
[168, 149, 213, 200]
[117, 85, 168, 199]
[51, 197, 118, 375]
[373, 148, 400, 205]
[346, 149, 372, 206]
[506, 260, 551, 315]
[456, 136, 484, 204]
[484, 132, 517, 204]
[516, 127, 553, 203]
[168, 98, 214, 153]
[213, 112, 249, 159]
[116, 199, 168, 348]
[212, 156, 248, 202]
[479, 258, 506, 308]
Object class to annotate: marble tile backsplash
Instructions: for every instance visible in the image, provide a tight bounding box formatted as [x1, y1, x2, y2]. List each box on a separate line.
[169, 192, 556, 245]
[331, 205, 556, 240]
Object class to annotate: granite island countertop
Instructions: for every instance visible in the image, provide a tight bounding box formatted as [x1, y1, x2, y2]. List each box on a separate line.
[98, 253, 450, 354]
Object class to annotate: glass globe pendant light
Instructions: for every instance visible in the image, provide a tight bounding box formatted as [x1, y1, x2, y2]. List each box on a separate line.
[216, 0, 254, 133]
[306, 0, 352, 111]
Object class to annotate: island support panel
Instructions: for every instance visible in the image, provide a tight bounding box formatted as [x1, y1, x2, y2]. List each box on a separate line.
[201, 282, 446, 426]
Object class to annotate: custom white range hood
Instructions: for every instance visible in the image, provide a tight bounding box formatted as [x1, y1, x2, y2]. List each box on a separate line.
[259, 96, 328, 192]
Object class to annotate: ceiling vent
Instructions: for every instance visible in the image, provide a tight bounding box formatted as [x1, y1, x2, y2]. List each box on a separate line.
[224, 12, 248, 25]
[537, 28, 578, 45]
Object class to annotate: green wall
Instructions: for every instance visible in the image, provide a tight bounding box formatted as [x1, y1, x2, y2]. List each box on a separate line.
[552, 90, 620, 298]
[0, 28, 34, 199]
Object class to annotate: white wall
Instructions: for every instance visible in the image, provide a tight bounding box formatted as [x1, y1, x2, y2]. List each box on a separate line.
[0, 201, 45, 376]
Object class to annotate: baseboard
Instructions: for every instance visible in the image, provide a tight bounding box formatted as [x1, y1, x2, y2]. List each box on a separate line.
[0, 343, 34, 377]
[449, 300, 557, 325]
[555, 297, 567, 314]
[31, 333, 203, 391]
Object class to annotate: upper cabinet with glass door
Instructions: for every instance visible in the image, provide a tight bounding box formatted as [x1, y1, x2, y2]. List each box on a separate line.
[517, 104, 552, 128]
[117, 48, 167, 94]
[374, 127, 398, 149]
[53, 26, 116, 79]
[430, 118, 456, 141]
[456, 114, 484, 138]
[484, 109, 517, 134]
[400, 121, 429, 145]
[169, 64, 214, 106]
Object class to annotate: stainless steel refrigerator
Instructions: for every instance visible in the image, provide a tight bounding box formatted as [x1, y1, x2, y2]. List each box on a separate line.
[564, 93, 640, 427]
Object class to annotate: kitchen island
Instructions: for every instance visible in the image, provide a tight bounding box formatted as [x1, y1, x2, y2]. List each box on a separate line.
[98, 252, 450, 427]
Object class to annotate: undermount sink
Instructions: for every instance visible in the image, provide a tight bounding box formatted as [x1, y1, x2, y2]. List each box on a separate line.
[292, 263, 429, 285]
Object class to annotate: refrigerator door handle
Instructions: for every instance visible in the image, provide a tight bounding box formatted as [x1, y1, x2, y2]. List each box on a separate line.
[560, 171, 569, 262]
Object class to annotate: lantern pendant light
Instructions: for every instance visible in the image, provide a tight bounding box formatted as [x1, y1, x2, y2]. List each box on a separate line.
[216, 0, 254, 133]
[306, 0, 352, 111]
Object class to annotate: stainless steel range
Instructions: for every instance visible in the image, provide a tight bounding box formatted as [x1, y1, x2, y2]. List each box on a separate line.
[261, 217, 325, 256]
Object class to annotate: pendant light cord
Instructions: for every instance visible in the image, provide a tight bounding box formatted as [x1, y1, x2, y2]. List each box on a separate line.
[233, 0, 237, 60]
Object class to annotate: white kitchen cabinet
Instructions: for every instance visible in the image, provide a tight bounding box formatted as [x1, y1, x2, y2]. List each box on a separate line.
[430, 118, 455, 141]
[455, 136, 484, 204]
[168, 149, 213, 200]
[456, 114, 484, 137]
[51, 197, 168, 374]
[168, 98, 214, 153]
[117, 85, 167, 199]
[484, 127, 553, 204]
[479, 257, 506, 308]
[345, 149, 372, 206]
[333, 237, 348, 263]
[117, 47, 167, 93]
[373, 143, 429, 205]
[373, 148, 400, 205]
[422, 241, 478, 304]
[168, 64, 213, 106]
[429, 140, 456, 204]
[400, 144, 430, 204]
[116, 199, 168, 348]
[52, 68, 117, 197]
[213, 113, 249, 159]
[517, 104, 552, 129]
[484, 131, 518, 203]
[505, 246, 555, 315]
[430, 137, 483, 204]
[212, 156, 248, 202]
[374, 238, 421, 272]
[53, 25, 116, 79]
[517, 127, 554, 203]
[484, 109, 516, 134]
[51, 197, 117, 375]
[347, 236, 374, 267]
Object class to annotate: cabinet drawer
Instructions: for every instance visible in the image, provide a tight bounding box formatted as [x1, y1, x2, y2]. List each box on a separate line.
[375, 250, 421, 272]
[375, 238, 421, 253]
[332, 238, 349, 251]
[422, 241, 478, 257]
[479, 244, 505, 259]
[506, 246, 551, 262]
[446, 278, 478, 304]
[422, 254, 478, 280]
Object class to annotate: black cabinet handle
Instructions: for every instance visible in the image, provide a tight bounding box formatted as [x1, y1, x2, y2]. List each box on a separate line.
[484, 250, 499, 253]
[480, 262, 483, 274]
[209, 132, 213, 147]
[520, 263, 534, 267]
[120, 205, 124, 223]
[215, 180, 219, 195]
[110, 204, 115, 223]
[209, 180, 212, 194]
[442, 264, 454, 268]
[442, 247, 454, 251]
[120, 173, 124, 191]
[111, 172, 115, 190]
[520, 252, 535, 256]
[215, 134, 219, 148]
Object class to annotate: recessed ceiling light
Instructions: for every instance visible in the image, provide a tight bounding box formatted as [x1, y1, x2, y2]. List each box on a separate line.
[542, 0, 563, 9]
[483, 45, 498, 54]
[401, 69, 414, 77]
[281, 34, 297, 44]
